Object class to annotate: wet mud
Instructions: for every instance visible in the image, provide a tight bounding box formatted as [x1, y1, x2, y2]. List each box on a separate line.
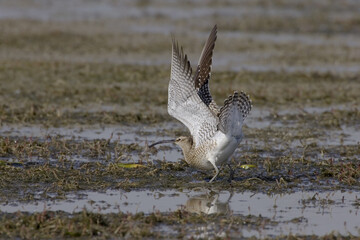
[0, 0, 359, 239]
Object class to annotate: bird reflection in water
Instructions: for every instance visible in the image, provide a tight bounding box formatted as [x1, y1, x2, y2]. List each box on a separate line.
[184, 191, 233, 215]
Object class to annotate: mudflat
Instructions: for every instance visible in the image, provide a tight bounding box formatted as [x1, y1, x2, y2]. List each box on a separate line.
[0, 0, 359, 239]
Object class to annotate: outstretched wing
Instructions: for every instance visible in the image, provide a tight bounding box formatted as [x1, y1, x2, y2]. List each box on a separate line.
[194, 25, 220, 115]
[168, 38, 218, 147]
[218, 91, 252, 138]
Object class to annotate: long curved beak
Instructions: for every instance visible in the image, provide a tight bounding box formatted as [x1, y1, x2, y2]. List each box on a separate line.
[148, 139, 176, 148]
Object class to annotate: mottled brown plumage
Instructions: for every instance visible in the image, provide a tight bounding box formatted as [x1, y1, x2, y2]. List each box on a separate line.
[175, 136, 216, 170]
[151, 25, 252, 183]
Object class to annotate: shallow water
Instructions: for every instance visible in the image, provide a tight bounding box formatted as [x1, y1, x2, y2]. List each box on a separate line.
[1, 189, 359, 237]
[1, 104, 359, 141]
[1, 104, 359, 165]
[0, 123, 181, 145]
[0, 0, 303, 22]
[2, 0, 360, 74]
[0, 0, 359, 238]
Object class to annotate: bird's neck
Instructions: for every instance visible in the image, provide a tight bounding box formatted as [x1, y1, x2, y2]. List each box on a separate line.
[180, 138, 194, 163]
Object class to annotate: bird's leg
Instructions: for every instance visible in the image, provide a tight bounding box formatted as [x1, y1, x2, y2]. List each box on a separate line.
[226, 191, 234, 202]
[227, 163, 234, 182]
[209, 162, 220, 183]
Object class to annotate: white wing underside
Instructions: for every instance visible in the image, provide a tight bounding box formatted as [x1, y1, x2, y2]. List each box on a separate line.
[168, 40, 218, 147]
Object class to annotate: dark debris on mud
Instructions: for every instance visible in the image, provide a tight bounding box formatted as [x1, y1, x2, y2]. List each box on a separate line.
[1, 0, 360, 238]
[0, 134, 359, 205]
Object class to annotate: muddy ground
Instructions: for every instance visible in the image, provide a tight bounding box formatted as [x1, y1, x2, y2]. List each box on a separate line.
[0, 0, 359, 239]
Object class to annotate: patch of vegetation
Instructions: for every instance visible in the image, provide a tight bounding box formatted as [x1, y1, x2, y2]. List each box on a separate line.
[0, 209, 277, 239]
[0, 0, 359, 237]
[0, 59, 359, 126]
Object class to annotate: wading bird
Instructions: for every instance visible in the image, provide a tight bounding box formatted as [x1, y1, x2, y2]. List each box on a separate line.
[149, 25, 252, 182]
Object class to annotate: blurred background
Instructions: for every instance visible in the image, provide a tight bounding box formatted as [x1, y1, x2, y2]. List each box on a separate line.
[1, 0, 360, 72]
[1, 0, 359, 124]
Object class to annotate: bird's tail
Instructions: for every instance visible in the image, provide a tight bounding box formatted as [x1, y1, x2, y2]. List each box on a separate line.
[218, 91, 252, 137]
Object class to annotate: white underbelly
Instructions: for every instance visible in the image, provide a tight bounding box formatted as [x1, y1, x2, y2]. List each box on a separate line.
[208, 132, 241, 167]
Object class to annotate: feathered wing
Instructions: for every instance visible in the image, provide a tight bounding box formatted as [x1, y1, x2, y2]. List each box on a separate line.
[218, 91, 252, 138]
[194, 25, 220, 115]
[168, 39, 218, 147]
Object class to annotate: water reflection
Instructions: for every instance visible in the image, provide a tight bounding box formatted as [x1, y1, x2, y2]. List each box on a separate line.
[1, 190, 359, 237]
[185, 192, 231, 215]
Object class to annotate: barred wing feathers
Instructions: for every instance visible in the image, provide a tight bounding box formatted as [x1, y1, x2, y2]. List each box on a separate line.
[218, 91, 252, 137]
[168, 39, 218, 147]
[194, 25, 220, 115]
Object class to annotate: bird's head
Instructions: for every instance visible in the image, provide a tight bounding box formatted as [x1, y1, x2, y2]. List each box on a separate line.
[174, 136, 193, 150]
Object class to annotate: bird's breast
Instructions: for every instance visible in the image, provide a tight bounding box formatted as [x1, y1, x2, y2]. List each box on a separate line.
[184, 132, 241, 170]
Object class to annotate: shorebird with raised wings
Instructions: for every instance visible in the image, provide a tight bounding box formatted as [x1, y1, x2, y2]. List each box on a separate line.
[149, 25, 252, 182]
